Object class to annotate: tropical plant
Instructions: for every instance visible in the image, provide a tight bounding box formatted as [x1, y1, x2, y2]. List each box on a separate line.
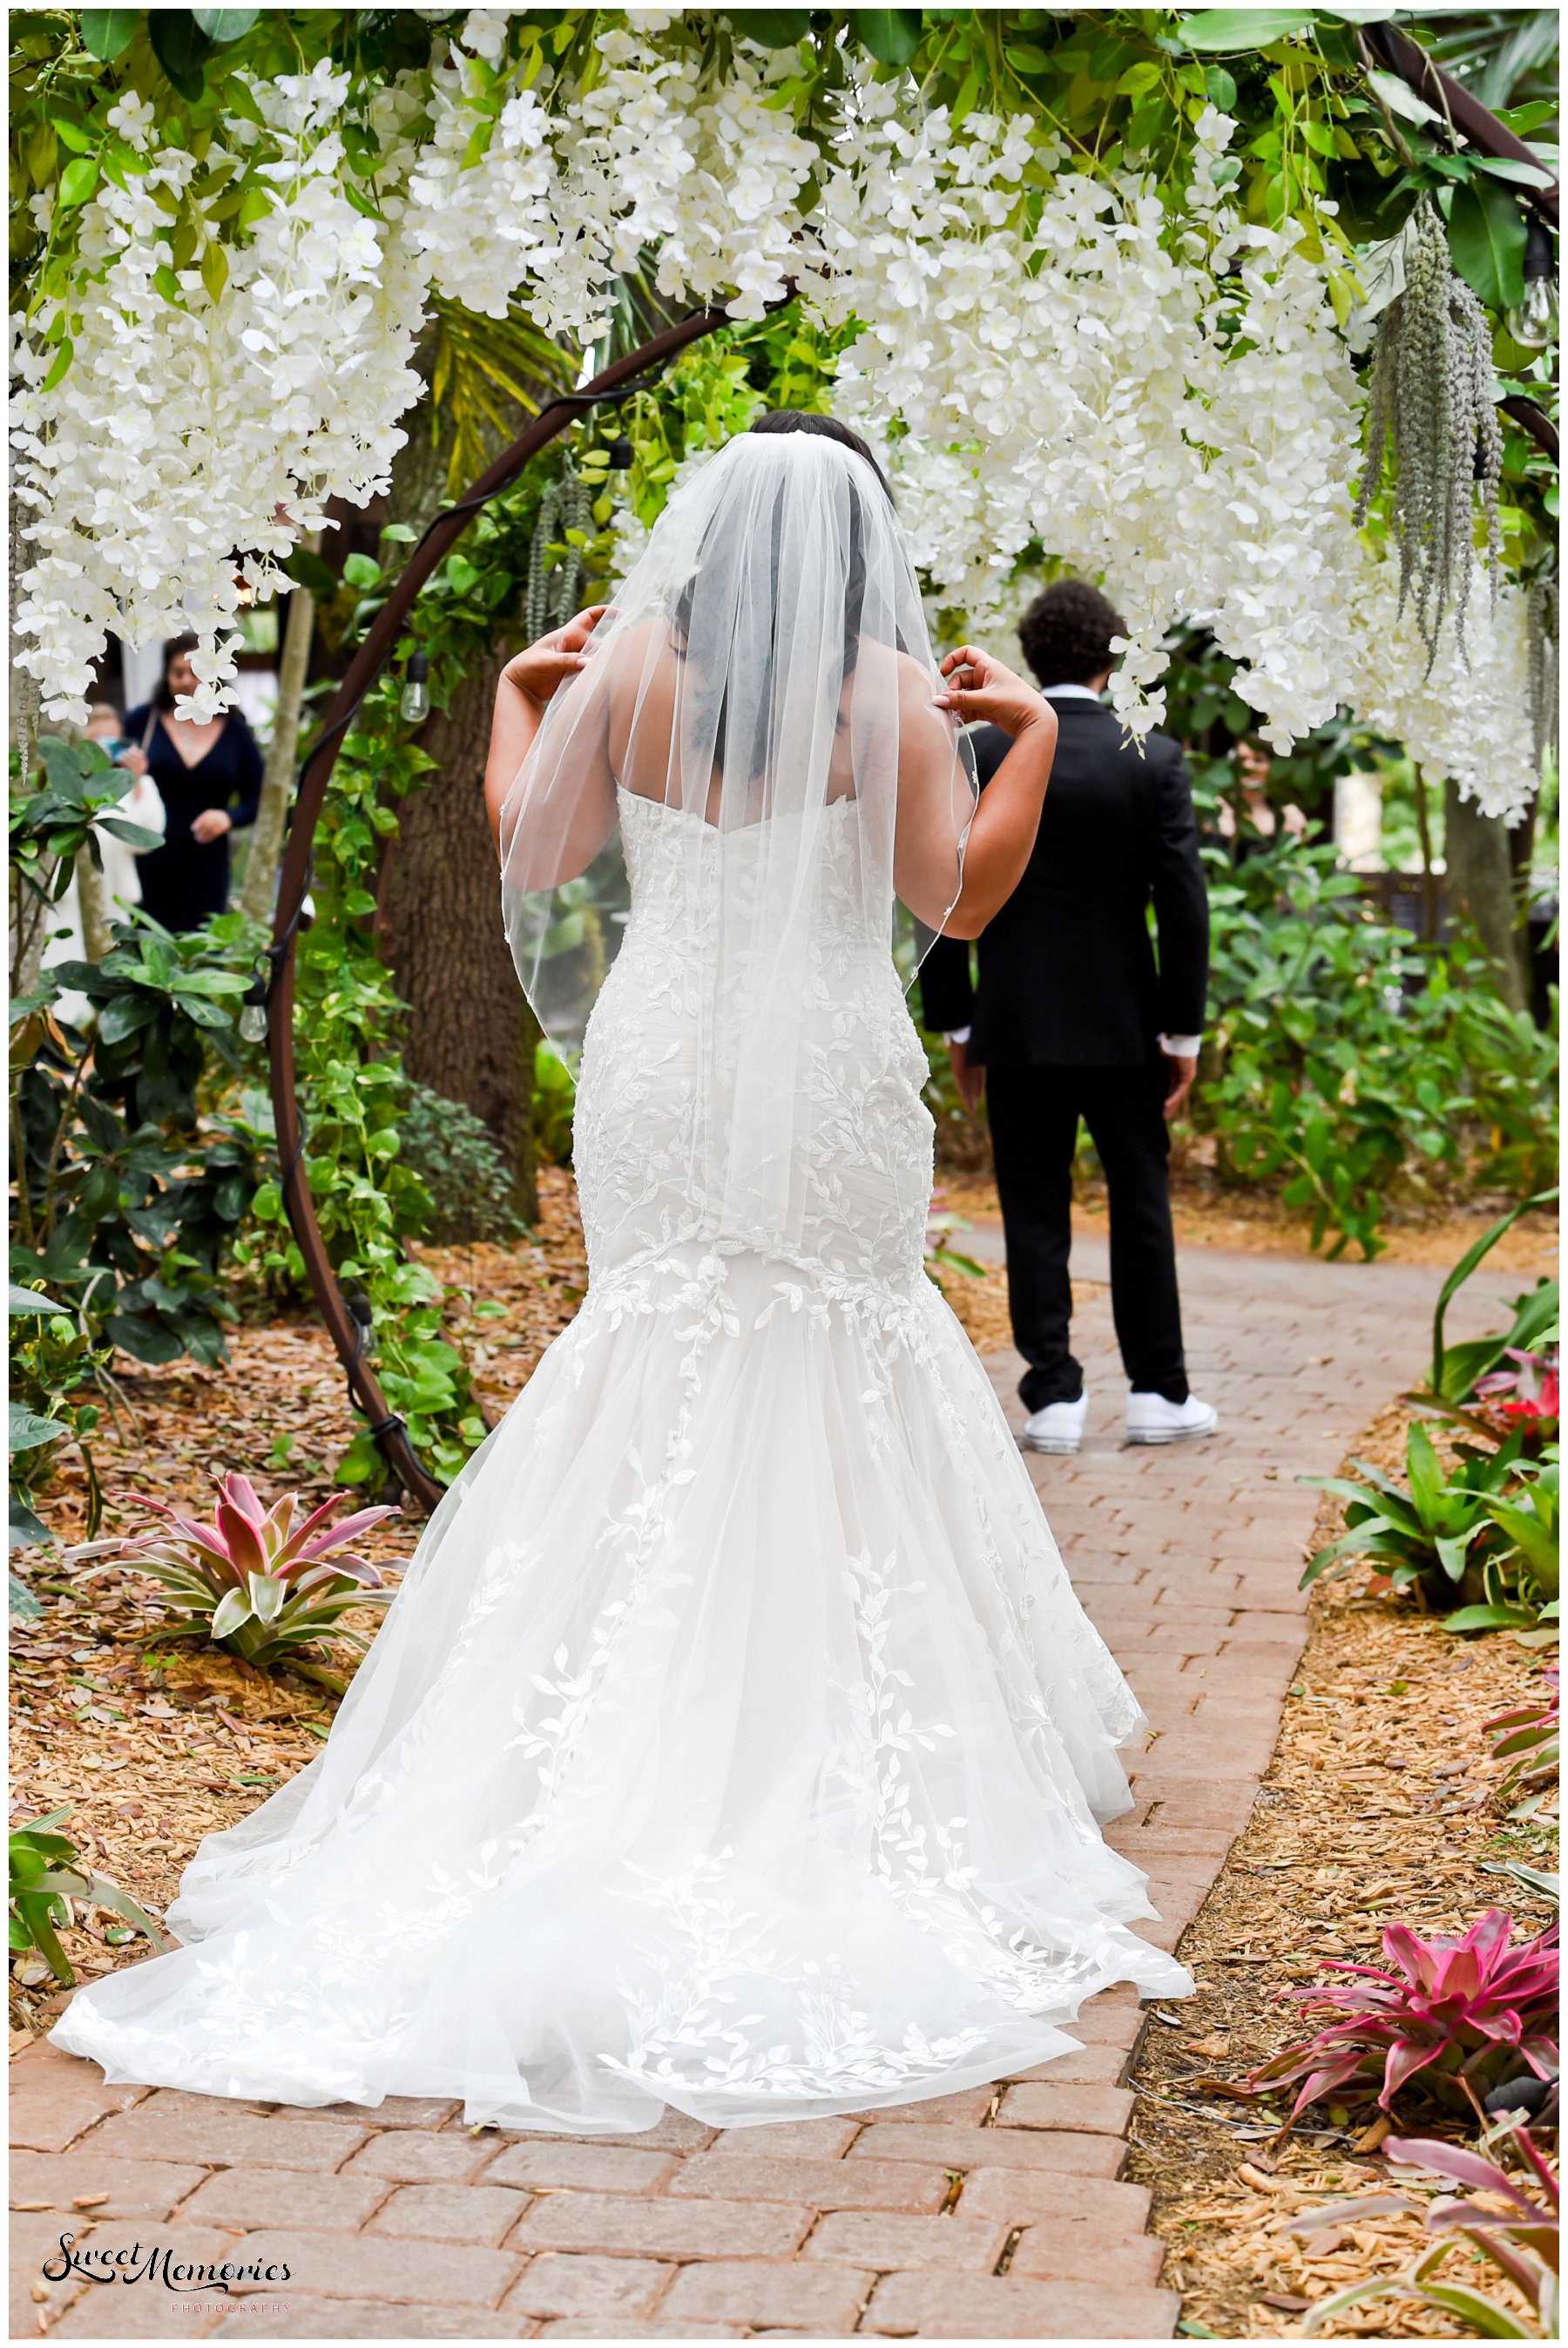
[92, 1472, 398, 1694]
[1289, 2127, 1559, 2338]
[8, 1275, 106, 1568]
[1196, 814, 1558, 1260]
[1489, 1668, 1560, 1816]
[1410, 1184, 1559, 1404]
[11, 910, 262, 1370]
[1449, 1453, 1561, 1638]
[396, 1082, 527, 1248]
[1247, 1909, 1559, 2125]
[1299, 1418, 1520, 1604]
[1477, 1347, 1561, 1434]
[9, 735, 161, 990]
[10, 1808, 166, 1987]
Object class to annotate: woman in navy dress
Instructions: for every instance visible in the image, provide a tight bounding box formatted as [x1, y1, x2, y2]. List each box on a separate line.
[122, 636, 263, 931]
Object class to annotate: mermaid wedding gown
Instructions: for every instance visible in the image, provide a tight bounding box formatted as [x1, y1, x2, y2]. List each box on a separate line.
[52, 777, 1191, 2129]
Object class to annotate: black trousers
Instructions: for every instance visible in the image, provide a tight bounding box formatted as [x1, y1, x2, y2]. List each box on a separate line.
[985, 1062, 1188, 1412]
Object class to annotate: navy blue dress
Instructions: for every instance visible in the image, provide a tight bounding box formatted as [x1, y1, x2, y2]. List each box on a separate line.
[125, 705, 263, 931]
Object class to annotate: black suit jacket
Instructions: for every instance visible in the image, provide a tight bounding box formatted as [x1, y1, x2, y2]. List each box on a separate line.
[919, 701, 1208, 1067]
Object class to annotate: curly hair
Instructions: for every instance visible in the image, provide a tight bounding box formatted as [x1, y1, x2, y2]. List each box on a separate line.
[1016, 580, 1126, 687]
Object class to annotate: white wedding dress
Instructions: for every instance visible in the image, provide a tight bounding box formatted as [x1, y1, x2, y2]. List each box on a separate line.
[54, 431, 1190, 2129]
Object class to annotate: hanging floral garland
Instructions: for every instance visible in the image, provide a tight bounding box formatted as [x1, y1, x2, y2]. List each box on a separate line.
[9, 7, 1557, 818]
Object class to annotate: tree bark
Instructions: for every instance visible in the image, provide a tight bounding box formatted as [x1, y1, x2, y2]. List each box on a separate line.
[373, 382, 540, 1222]
[75, 846, 111, 963]
[10, 484, 50, 996]
[241, 566, 317, 925]
[1442, 777, 1529, 1012]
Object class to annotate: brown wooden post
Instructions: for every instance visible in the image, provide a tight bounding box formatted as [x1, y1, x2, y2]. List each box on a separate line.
[264, 306, 733, 1509]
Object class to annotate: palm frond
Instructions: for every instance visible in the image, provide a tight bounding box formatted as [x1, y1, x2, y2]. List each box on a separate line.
[427, 296, 576, 495]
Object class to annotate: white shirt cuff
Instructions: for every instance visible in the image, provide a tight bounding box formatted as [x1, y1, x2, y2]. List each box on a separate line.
[943, 1028, 971, 1045]
[1158, 1033, 1202, 1058]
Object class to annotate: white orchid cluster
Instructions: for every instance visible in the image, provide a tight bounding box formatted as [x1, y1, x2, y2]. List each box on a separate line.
[12, 60, 428, 721]
[1348, 557, 1539, 825]
[820, 91, 1367, 757]
[8, 15, 1539, 818]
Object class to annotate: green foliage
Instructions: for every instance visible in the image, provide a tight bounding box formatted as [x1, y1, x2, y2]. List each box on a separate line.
[1299, 1418, 1521, 1604]
[1198, 817, 1557, 1260]
[11, 916, 260, 1368]
[1416, 1185, 1559, 1411]
[8, 1275, 107, 1561]
[398, 1082, 527, 1246]
[532, 1041, 577, 1168]
[10, 1807, 166, 1985]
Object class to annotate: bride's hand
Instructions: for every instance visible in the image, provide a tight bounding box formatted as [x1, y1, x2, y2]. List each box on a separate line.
[934, 646, 1052, 740]
[503, 606, 610, 707]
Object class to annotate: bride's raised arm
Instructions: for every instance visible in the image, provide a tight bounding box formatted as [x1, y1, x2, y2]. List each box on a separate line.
[485, 605, 617, 888]
[893, 646, 1057, 939]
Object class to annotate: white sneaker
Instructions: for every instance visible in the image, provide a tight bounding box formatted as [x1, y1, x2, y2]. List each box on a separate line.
[1020, 1394, 1089, 1455]
[1126, 1391, 1219, 1445]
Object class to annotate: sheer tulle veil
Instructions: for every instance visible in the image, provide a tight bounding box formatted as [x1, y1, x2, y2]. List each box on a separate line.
[497, 428, 977, 1250]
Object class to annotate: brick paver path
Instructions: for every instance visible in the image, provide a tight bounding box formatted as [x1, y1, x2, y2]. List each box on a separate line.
[12, 1235, 1496, 2341]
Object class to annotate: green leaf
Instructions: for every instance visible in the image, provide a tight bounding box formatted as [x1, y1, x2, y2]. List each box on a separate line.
[80, 10, 137, 62]
[199, 241, 228, 303]
[149, 10, 213, 98]
[852, 8, 923, 68]
[1448, 176, 1529, 313]
[737, 8, 810, 42]
[193, 7, 260, 38]
[1364, 65, 1440, 125]
[152, 263, 184, 306]
[8, 1286, 54, 1316]
[57, 156, 100, 210]
[10, 1405, 68, 1453]
[1180, 10, 1314, 51]
[1204, 64, 1238, 107]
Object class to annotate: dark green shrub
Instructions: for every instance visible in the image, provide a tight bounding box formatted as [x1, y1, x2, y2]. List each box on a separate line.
[398, 1082, 527, 1245]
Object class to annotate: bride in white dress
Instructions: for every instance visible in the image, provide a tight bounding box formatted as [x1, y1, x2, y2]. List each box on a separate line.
[53, 416, 1190, 2131]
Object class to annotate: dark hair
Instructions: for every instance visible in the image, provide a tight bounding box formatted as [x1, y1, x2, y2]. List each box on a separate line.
[1017, 580, 1126, 688]
[154, 633, 200, 711]
[747, 409, 894, 504]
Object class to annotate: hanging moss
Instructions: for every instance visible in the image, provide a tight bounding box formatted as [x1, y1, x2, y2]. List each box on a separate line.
[1354, 195, 1503, 672]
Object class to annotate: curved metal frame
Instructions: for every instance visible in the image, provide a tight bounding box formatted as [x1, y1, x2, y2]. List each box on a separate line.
[264, 307, 733, 1510]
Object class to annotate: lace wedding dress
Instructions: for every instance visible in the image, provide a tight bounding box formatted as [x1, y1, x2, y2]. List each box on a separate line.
[54, 432, 1190, 2129]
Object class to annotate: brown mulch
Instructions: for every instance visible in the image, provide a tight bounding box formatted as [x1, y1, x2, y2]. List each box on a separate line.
[1127, 1398, 1558, 2338]
[8, 1168, 587, 2051]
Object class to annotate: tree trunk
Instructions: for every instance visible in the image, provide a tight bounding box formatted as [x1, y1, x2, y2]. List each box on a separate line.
[377, 663, 540, 1223]
[75, 846, 111, 963]
[241, 565, 317, 925]
[1442, 776, 1529, 1012]
[372, 376, 539, 1222]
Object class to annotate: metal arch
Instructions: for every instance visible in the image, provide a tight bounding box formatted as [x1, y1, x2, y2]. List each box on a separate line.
[264, 306, 734, 1511]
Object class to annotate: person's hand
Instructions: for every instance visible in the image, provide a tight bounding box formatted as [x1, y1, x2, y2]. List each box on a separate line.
[191, 808, 233, 843]
[949, 1036, 985, 1115]
[1162, 1050, 1197, 1120]
[934, 646, 1053, 741]
[503, 606, 610, 707]
[114, 746, 148, 777]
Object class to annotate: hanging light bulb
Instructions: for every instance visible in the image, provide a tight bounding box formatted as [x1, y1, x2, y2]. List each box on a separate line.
[399, 649, 430, 725]
[1506, 215, 1558, 348]
[239, 979, 268, 1045]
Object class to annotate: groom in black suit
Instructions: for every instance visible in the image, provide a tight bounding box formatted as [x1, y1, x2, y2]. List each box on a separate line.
[921, 581, 1214, 1455]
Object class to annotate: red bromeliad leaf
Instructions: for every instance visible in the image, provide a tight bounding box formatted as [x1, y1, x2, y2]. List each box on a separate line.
[222, 1472, 268, 1529]
[1381, 2036, 1443, 2108]
[215, 1494, 268, 1580]
[297, 1505, 398, 1562]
